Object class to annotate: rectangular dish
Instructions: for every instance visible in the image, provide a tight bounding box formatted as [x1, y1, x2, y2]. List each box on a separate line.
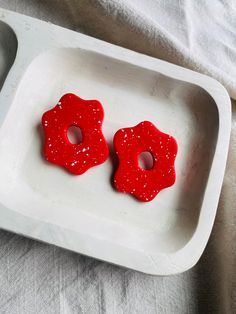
[0, 8, 231, 275]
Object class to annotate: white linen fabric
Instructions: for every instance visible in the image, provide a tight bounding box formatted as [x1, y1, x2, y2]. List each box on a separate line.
[0, 1, 235, 313]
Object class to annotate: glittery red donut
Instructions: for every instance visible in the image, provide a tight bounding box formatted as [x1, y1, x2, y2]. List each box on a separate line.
[42, 93, 109, 175]
[113, 121, 177, 202]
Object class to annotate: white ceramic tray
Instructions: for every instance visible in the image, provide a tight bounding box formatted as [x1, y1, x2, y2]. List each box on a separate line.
[0, 8, 231, 275]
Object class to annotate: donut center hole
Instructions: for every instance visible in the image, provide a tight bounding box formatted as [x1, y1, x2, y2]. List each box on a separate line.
[138, 151, 154, 170]
[67, 126, 83, 144]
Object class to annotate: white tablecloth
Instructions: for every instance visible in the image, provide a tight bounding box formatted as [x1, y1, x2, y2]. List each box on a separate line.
[0, 1, 235, 313]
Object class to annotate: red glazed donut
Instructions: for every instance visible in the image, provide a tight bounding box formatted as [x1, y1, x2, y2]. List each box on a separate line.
[42, 93, 109, 175]
[113, 121, 177, 202]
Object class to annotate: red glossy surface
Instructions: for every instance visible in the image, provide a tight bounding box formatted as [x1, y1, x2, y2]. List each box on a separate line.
[42, 93, 109, 175]
[113, 121, 178, 202]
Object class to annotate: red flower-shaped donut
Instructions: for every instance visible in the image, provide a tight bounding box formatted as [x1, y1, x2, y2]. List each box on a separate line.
[113, 121, 177, 202]
[42, 93, 109, 175]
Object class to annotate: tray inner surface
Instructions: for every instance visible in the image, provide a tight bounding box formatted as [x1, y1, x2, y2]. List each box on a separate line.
[0, 48, 219, 254]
